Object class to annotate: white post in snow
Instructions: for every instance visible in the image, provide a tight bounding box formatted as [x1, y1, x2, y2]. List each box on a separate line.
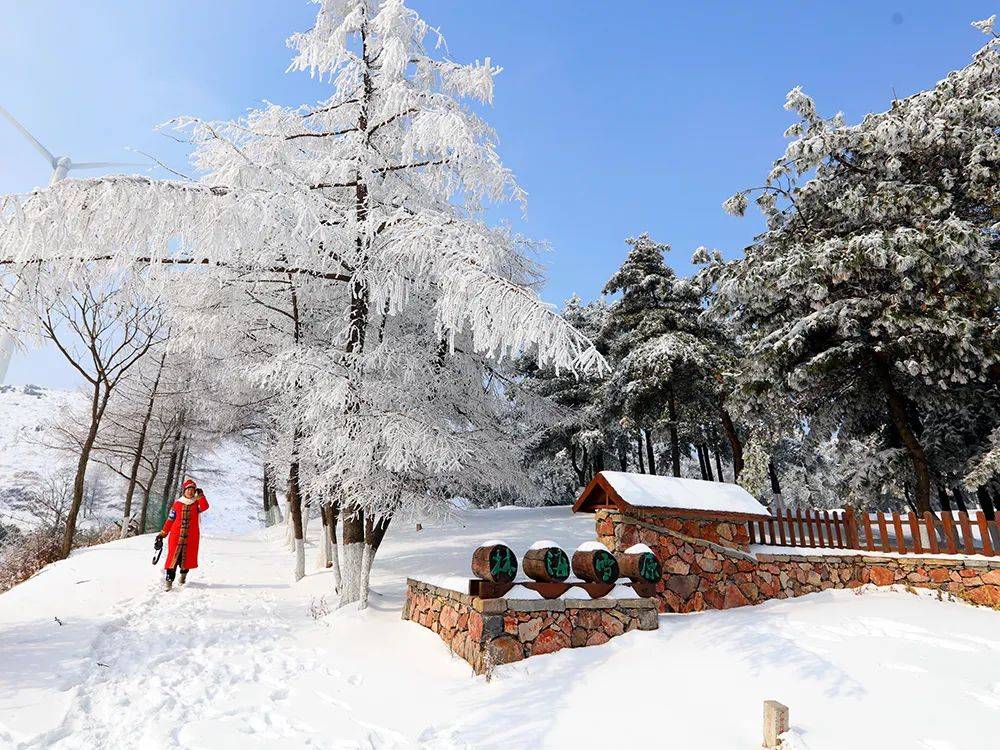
[763, 700, 789, 749]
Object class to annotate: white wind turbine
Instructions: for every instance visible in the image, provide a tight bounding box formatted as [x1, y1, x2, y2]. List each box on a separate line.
[0, 105, 148, 384]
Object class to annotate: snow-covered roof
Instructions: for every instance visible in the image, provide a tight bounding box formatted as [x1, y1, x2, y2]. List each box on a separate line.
[573, 471, 770, 518]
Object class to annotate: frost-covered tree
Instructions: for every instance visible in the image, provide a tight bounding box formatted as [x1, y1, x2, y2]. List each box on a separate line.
[517, 295, 617, 497]
[0, 0, 603, 601]
[715, 19, 1000, 512]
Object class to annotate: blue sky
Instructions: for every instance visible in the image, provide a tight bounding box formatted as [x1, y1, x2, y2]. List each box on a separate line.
[0, 1, 994, 388]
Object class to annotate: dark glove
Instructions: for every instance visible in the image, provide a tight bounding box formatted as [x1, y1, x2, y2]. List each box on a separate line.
[154, 536, 163, 551]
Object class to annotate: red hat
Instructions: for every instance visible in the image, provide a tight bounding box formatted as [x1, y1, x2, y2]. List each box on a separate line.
[182, 478, 196, 490]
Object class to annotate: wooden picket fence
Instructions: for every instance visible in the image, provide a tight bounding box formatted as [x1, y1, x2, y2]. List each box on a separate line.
[748, 508, 858, 550]
[748, 508, 1000, 557]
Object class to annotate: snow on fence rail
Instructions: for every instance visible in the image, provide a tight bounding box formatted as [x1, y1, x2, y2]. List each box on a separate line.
[748, 508, 1000, 557]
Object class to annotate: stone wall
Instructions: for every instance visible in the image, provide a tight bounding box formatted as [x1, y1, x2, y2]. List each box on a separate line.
[403, 578, 659, 674]
[595, 508, 1000, 612]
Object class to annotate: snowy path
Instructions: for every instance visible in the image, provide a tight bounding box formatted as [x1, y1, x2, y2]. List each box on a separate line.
[30, 542, 336, 748]
[3, 507, 1000, 749]
[1, 531, 469, 750]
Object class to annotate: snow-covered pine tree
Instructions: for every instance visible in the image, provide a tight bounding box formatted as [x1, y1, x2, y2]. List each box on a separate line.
[715, 19, 1000, 512]
[601, 234, 732, 479]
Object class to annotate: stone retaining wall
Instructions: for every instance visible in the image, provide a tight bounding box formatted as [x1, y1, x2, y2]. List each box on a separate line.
[403, 578, 658, 674]
[595, 509, 1000, 612]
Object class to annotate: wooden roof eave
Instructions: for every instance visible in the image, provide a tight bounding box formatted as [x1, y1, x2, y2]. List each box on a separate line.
[572, 472, 627, 513]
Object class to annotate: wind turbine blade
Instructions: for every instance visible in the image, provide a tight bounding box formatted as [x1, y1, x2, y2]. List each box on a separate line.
[0, 105, 57, 167]
[69, 161, 149, 170]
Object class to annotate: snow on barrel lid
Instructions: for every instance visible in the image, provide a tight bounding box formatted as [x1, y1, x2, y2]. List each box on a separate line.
[572, 471, 770, 518]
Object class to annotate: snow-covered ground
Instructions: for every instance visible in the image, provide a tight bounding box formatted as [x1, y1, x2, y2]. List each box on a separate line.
[2, 504, 999, 749]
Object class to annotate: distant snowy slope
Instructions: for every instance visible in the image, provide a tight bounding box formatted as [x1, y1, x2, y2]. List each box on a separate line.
[0, 385, 77, 480]
[0, 385, 261, 535]
[0, 386, 81, 528]
[187, 440, 262, 535]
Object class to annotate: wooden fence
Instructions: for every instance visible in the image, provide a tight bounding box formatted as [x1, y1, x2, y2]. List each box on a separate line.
[748, 508, 858, 550]
[748, 508, 1000, 557]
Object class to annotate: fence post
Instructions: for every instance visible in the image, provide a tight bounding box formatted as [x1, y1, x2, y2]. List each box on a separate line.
[844, 506, 859, 549]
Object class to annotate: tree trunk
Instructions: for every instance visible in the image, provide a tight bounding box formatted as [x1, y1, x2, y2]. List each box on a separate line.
[284, 496, 295, 548]
[937, 479, 952, 512]
[60, 385, 107, 558]
[569, 443, 587, 486]
[703, 444, 715, 481]
[667, 385, 681, 477]
[340, 505, 365, 605]
[768, 460, 785, 513]
[158, 430, 181, 528]
[720, 406, 744, 479]
[873, 354, 931, 513]
[138, 474, 155, 534]
[617, 443, 628, 472]
[172, 440, 188, 502]
[358, 514, 392, 610]
[301, 494, 311, 544]
[976, 486, 995, 520]
[714, 448, 725, 483]
[644, 428, 656, 475]
[696, 443, 708, 480]
[976, 486, 1000, 549]
[268, 484, 281, 524]
[636, 431, 645, 474]
[287, 454, 305, 581]
[319, 504, 333, 569]
[328, 497, 342, 591]
[263, 465, 273, 525]
[951, 482, 969, 513]
[120, 364, 164, 539]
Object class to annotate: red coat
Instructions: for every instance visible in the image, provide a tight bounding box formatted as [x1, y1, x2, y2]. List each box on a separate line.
[161, 496, 209, 569]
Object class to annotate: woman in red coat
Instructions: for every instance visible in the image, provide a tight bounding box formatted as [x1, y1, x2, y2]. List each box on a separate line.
[156, 478, 209, 590]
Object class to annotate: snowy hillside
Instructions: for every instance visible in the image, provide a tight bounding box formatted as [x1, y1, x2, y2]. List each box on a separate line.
[2, 505, 999, 749]
[0, 385, 261, 534]
[0, 385, 77, 480]
[0, 385, 82, 528]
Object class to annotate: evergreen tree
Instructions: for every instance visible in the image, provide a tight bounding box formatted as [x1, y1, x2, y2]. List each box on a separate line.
[601, 234, 730, 478]
[715, 20, 1000, 512]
